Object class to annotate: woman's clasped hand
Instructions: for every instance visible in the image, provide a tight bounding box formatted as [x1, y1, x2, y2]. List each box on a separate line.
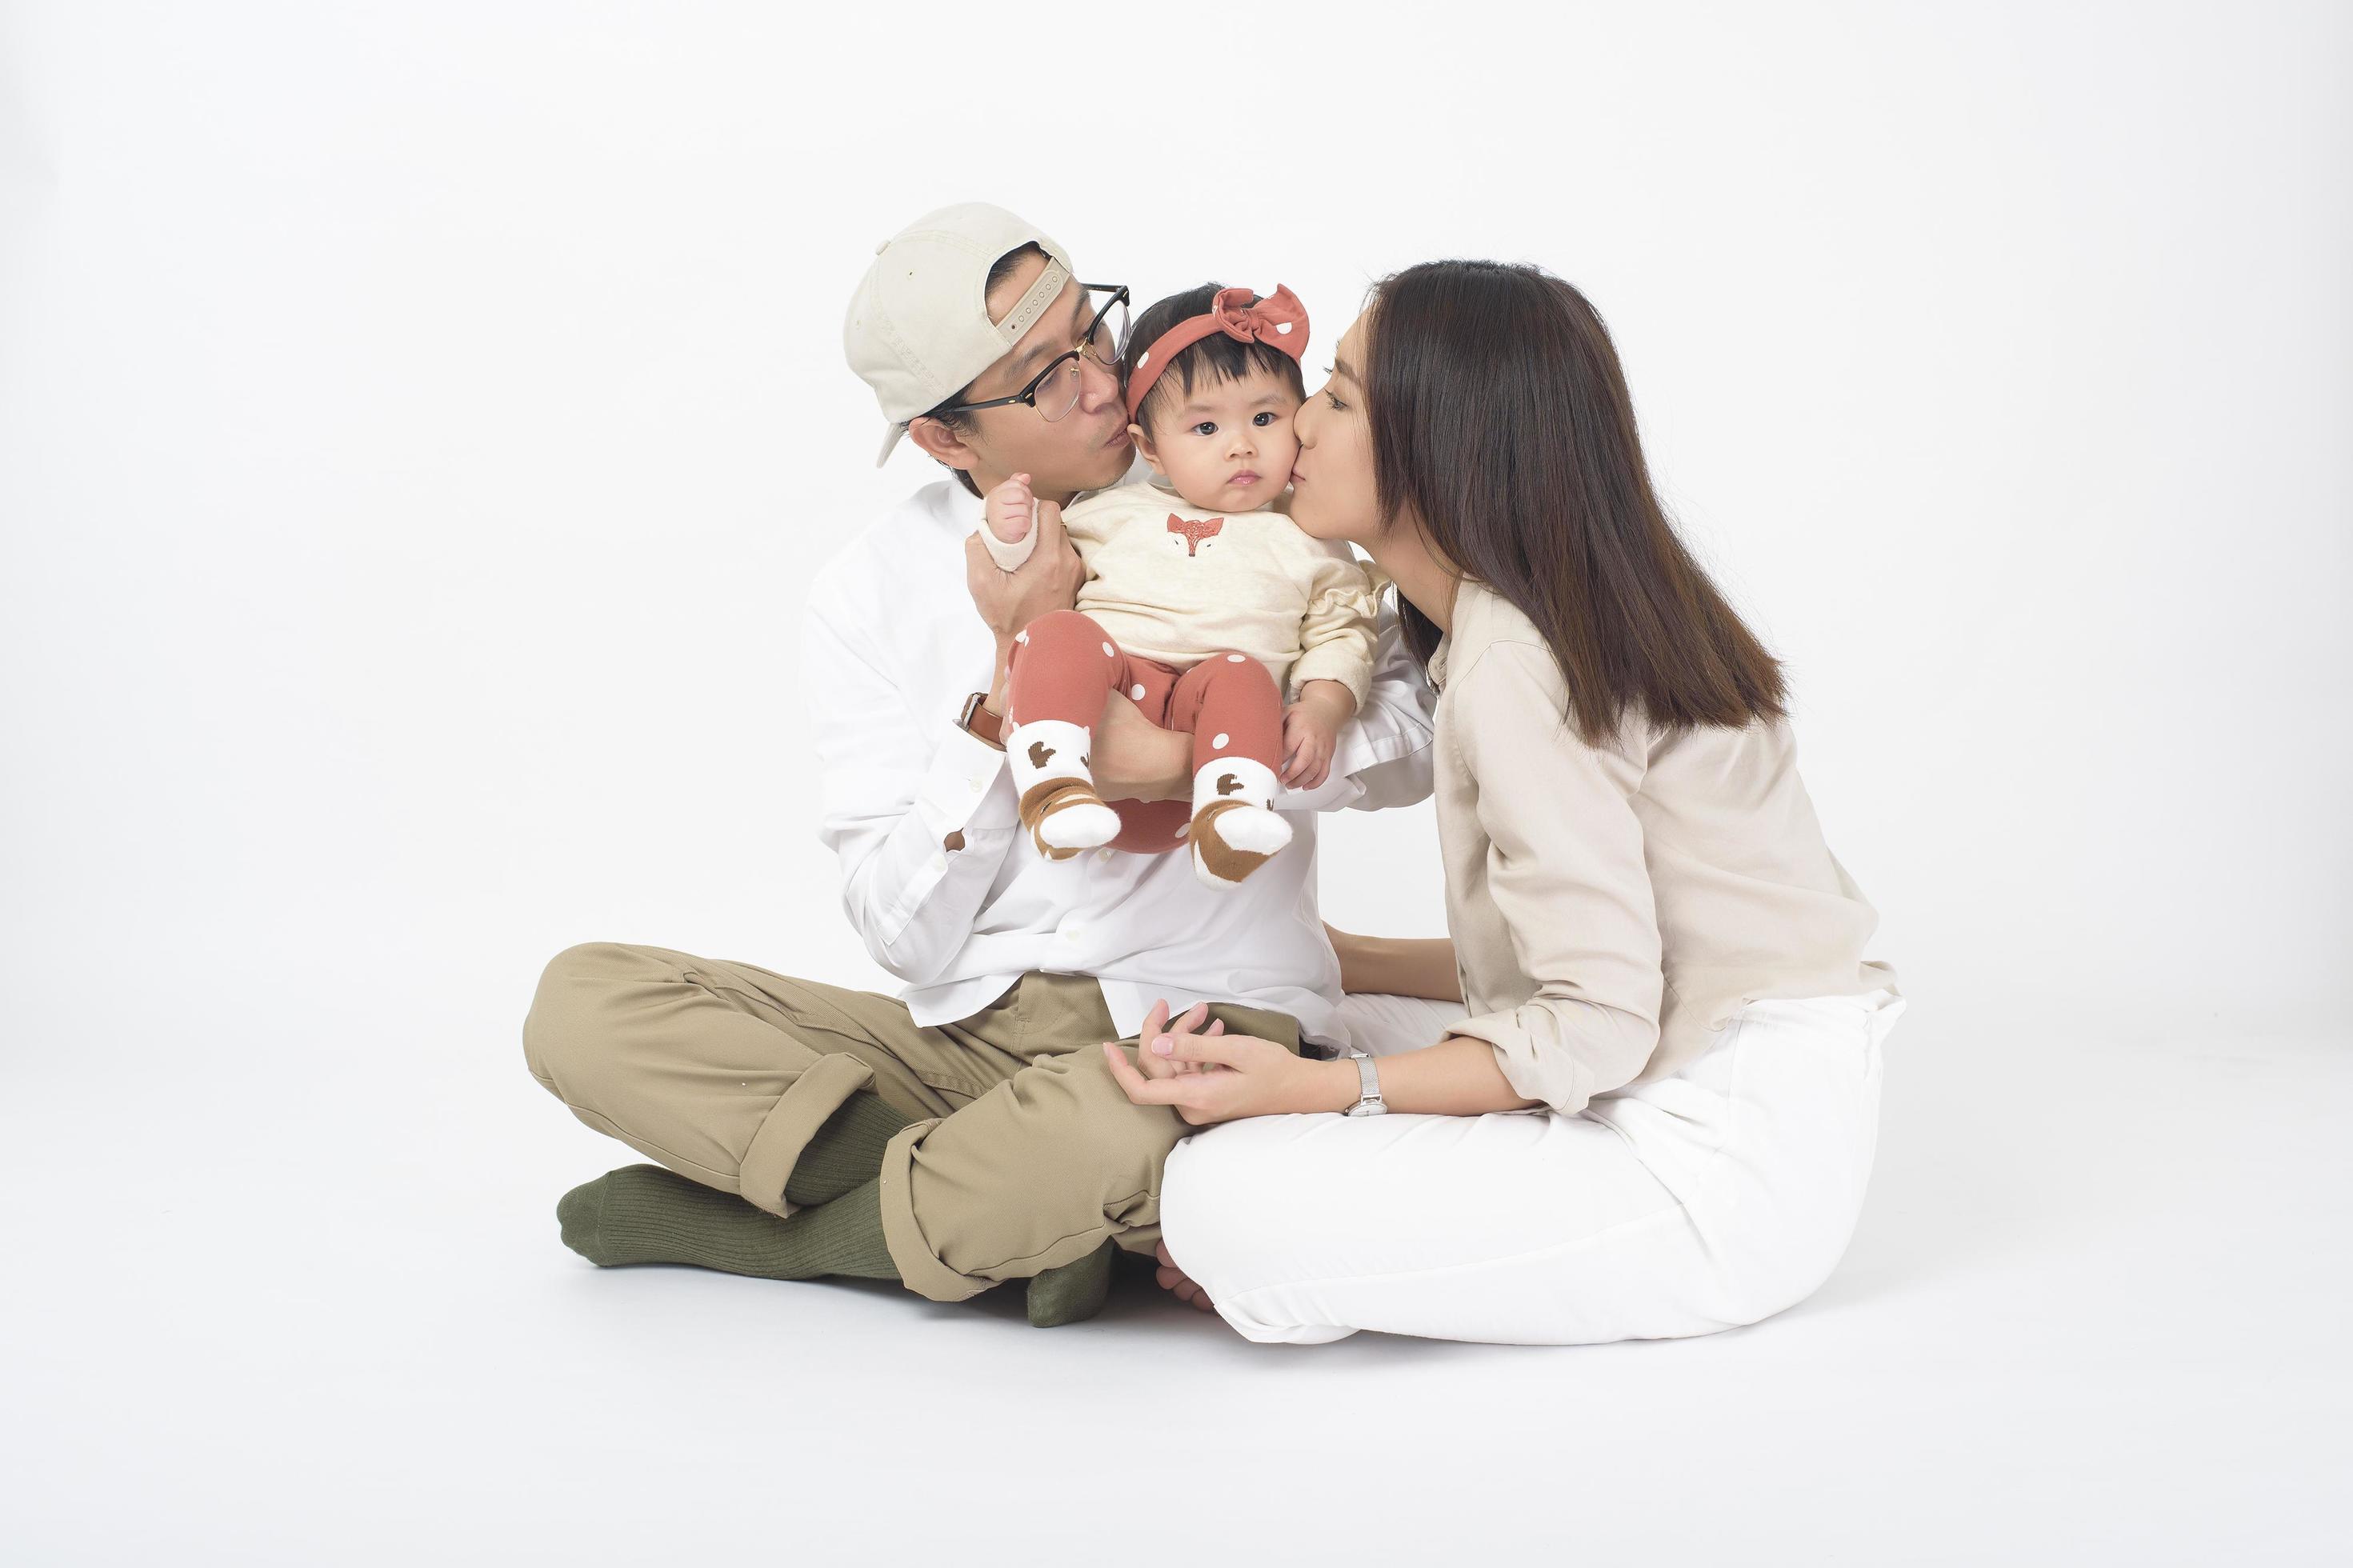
[1101, 997, 1354, 1126]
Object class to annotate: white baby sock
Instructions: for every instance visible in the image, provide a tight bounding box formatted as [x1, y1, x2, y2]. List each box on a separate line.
[1004, 718, 1118, 856]
[1187, 755, 1291, 889]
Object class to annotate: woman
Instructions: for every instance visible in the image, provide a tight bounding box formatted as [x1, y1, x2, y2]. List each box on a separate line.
[1106, 259, 1903, 1346]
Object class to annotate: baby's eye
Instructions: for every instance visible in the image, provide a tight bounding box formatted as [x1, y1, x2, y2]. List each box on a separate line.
[1191, 421, 1217, 438]
[1253, 411, 1279, 426]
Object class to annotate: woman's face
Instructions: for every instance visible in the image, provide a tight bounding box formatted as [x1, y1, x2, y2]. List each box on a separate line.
[1285, 313, 1380, 546]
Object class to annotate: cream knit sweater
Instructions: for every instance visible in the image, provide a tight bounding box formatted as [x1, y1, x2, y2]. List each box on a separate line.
[1057, 479, 1384, 711]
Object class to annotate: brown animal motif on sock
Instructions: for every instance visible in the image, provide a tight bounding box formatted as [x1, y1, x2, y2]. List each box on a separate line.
[1167, 514, 1225, 558]
[1028, 741, 1055, 769]
[1217, 772, 1244, 797]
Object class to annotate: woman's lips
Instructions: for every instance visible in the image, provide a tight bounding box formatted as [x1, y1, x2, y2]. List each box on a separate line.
[1288, 467, 1306, 486]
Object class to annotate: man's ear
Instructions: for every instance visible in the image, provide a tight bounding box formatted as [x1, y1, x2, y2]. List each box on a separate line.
[906, 414, 980, 476]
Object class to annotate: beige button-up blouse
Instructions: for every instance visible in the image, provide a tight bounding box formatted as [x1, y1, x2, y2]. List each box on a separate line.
[1431, 576, 1899, 1114]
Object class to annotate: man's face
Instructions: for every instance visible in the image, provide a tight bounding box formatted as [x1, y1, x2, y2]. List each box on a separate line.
[1131, 367, 1304, 515]
[923, 251, 1133, 500]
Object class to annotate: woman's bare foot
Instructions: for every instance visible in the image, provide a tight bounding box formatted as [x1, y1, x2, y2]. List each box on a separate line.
[1154, 1240, 1216, 1313]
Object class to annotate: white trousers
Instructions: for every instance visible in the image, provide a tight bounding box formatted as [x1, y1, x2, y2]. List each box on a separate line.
[1161, 990, 1906, 1345]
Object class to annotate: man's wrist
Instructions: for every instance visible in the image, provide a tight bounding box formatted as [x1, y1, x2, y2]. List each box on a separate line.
[958, 689, 1007, 749]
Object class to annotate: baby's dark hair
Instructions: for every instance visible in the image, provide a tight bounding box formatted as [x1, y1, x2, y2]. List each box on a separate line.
[1122, 282, 1307, 434]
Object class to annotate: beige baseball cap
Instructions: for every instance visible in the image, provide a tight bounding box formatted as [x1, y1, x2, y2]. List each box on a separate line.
[843, 202, 1077, 466]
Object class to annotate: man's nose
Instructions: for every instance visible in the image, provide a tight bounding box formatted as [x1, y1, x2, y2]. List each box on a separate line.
[1076, 354, 1121, 413]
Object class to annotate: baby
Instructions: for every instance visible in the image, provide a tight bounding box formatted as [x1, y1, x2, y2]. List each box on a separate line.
[978, 282, 1383, 890]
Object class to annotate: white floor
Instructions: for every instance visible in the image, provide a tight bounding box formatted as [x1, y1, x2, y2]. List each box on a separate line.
[7, 998, 2348, 1566]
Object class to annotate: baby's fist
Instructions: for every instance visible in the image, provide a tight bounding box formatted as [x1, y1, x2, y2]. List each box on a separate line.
[985, 474, 1036, 544]
[978, 473, 1040, 572]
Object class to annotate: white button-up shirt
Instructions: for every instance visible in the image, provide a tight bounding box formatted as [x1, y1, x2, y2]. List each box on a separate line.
[800, 478, 1437, 1050]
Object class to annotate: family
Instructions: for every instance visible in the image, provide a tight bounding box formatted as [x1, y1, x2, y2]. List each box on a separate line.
[520, 202, 1903, 1345]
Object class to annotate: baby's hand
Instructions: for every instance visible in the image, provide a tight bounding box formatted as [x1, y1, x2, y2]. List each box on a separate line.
[1280, 701, 1340, 790]
[985, 474, 1035, 543]
[978, 473, 1041, 572]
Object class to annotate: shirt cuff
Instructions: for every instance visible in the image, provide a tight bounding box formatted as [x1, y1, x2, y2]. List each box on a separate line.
[913, 720, 1018, 843]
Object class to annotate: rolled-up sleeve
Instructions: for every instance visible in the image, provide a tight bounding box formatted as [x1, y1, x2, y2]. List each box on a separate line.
[801, 601, 1018, 986]
[1439, 642, 1663, 1114]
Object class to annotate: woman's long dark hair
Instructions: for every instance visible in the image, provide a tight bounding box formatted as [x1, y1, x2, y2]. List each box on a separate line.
[1366, 260, 1786, 742]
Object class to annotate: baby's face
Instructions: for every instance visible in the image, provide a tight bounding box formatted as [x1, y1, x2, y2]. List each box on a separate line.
[1134, 368, 1303, 514]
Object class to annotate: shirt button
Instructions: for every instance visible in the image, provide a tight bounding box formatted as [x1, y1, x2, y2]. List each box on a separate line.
[1094, 848, 1113, 862]
[966, 774, 989, 790]
[1065, 922, 1086, 938]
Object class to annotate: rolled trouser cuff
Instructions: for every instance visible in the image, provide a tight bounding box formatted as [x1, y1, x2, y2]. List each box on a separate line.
[737, 1052, 877, 1218]
[876, 1119, 995, 1302]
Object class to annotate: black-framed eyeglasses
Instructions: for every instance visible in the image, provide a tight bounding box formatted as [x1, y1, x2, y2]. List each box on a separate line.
[930, 282, 1130, 424]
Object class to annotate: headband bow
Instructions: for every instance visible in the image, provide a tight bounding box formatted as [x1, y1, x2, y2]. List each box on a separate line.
[1123, 283, 1311, 419]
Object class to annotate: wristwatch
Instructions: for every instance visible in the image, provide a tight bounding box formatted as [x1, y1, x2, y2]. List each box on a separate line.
[1343, 1049, 1387, 1117]
[957, 690, 1007, 750]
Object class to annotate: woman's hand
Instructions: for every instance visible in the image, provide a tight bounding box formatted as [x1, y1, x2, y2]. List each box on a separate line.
[1122, 998, 1222, 1081]
[1102, 1002, 1356, 1126]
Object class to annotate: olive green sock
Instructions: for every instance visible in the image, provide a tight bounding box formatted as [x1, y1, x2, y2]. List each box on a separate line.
[556, 1164, 896, 1280]
[784, 1092, 916, 1208]
[1025, 1239, 1118, 1328]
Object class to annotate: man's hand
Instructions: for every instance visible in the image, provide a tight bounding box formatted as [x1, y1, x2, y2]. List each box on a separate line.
[964, 483, 1084, 646]
[1090, 693, 1191, 802]
[1279, 679, 1355, 789]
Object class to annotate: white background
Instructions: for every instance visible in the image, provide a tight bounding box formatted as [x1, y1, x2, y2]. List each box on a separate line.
[3, 2, 2347, 1563]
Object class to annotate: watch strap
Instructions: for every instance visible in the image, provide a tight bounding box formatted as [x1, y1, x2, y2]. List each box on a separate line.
[958, 690, 1007, 750]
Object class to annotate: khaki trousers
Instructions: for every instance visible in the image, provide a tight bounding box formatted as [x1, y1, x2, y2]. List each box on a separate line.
[521, 942, 1300, 1303]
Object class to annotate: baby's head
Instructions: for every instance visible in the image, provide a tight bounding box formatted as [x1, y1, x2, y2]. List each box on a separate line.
[1122, 282, 1309, 514]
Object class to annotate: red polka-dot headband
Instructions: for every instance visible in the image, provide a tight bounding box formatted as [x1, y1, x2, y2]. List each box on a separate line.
[1122, 284, 1311, 420]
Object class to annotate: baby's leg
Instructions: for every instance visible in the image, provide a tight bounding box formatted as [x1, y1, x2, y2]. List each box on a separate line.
[1002, 611, 1130, 858]
[1165, 653, 1291, 889]
[1101, 656, 1191, 857]
[1105, 798, 1193, 855]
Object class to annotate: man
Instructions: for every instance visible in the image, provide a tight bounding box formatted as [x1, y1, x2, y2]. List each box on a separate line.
[523, 203, 1439, 1326]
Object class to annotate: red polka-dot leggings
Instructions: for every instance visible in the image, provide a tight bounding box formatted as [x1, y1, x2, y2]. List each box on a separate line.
[1003, 610, 1284, 855]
